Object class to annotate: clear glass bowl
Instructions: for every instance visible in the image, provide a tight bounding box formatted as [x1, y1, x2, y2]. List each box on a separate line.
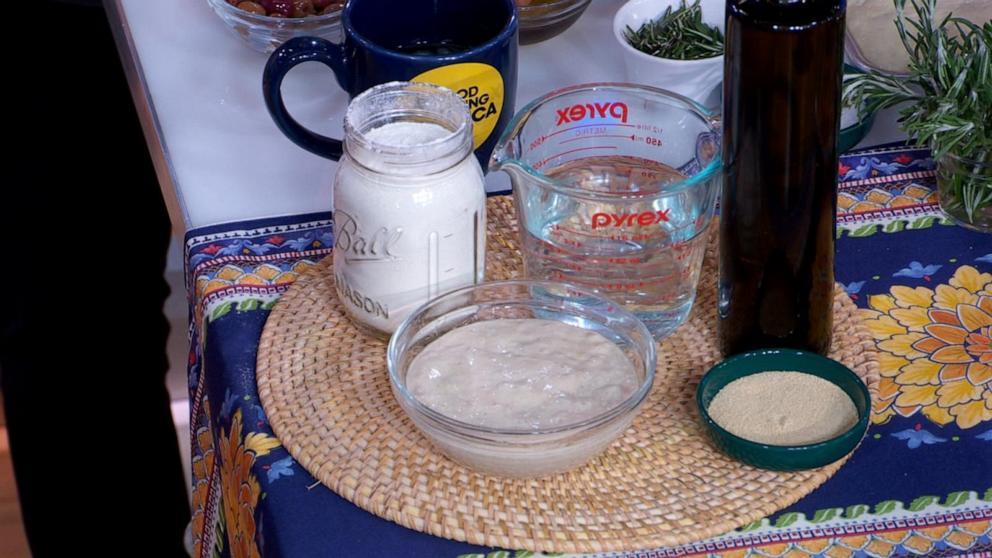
[518, 0, 592, 45]
[386, 280, 657, 478]
[206, 0, 343, 54]
[937, 151, 992, 233]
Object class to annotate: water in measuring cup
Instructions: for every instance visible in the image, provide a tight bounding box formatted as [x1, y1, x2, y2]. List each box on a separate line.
[520, 155, 711, 339]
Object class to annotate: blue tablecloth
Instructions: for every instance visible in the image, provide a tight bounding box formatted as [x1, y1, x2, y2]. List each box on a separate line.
[185, 142, 992, 558]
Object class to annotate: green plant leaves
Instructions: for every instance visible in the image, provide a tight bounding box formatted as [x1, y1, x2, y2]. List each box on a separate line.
[907, 216, 938, 230]
[845, 504, 869, 519]
[774, 512, 801, 528]
[237, 299, 260, 312]
[849, 224, 880, 237]
[908, 495, 939, 511]
[623, 0, 723, 60]
[739, 520, 765, 532]
[210, 302, 233, 321]
[845, 0, 992, 223]
[874, 500, 900, 515]
[883, 220, 907, 233]
[942, 491, 971, 507]
[810, 508, 841, 523]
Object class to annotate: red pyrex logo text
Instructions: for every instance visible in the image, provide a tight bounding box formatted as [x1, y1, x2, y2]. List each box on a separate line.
[556, 101, 629, 126]
[591, 210, 671, 229]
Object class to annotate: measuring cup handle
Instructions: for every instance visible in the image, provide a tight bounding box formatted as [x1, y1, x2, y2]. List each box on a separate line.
[263, 36, 349, 161]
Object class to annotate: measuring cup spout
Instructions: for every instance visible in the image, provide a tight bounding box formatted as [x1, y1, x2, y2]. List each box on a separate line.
[488, 139, 514, 173]
[488, 139, 530, 187]
[490, 158, 529, 183]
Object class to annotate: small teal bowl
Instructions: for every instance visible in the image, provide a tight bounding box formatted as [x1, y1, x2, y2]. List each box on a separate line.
[696, 348, 871, 471]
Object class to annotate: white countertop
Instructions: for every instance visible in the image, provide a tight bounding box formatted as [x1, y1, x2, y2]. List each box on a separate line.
[109, 0, 906, 231]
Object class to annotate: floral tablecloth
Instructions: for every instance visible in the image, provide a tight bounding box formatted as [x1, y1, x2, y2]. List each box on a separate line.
[184, 142, 992, 558]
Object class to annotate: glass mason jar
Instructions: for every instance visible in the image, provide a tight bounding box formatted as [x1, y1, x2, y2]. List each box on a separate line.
[333, 82, 487, 337]
[936, 150, 992, 232]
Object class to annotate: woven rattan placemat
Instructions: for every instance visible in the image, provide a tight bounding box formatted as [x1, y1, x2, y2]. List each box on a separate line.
[257, 196, 880, 553]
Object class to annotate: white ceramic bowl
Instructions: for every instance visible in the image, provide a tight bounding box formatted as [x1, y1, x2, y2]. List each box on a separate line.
[613, 0, 724, 104]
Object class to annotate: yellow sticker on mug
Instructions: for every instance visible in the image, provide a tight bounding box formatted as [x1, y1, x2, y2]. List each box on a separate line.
[412, 63, 504, 149]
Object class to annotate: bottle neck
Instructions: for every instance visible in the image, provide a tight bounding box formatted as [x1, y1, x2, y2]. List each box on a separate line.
[728, 0, 845, 29]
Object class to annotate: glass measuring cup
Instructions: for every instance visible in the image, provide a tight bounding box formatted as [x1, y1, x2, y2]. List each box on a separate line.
[490, 83, 721, 339]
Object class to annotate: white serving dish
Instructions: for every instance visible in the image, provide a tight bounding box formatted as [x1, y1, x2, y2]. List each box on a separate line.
[613, 0, 724, 104]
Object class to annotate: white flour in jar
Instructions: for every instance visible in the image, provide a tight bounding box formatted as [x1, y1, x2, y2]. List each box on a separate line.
[334, 119, 486, 335]
[365, 121, 450, 145]
[406, 319, 639, 429]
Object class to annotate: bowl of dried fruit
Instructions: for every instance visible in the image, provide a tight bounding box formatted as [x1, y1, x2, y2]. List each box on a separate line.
[517, 0, 593, 45]
[207, 0, 344, 54]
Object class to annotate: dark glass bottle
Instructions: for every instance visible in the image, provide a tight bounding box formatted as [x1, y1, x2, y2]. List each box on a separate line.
[719, 0, 845, 356]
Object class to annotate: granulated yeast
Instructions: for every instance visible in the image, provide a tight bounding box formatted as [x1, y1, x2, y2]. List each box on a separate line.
[706, 371, 859, 446]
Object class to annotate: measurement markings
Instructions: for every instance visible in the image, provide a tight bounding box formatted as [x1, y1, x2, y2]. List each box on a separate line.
[545, 122, 638, 140]
[533, 146, 618, 169]
[550, 273, 680, 289]
[560, 134, 637, 145]
[552, 224, 672, 242]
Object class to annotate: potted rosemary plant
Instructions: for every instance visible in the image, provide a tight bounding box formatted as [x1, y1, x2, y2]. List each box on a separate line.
[845, 0, 991, 232]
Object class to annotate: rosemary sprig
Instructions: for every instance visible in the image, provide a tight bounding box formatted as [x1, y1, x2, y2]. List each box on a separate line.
[624, 0, 724, 61]
[845, 0, 991, 222]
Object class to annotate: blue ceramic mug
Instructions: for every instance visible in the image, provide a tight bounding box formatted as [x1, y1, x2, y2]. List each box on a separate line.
[262, 0, 518, 169]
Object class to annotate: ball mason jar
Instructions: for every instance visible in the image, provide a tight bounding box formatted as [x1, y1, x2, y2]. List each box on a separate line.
[333, 82, 487, 337]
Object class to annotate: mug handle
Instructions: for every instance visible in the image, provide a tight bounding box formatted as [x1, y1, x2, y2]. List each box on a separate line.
[263, 36, 351, 161]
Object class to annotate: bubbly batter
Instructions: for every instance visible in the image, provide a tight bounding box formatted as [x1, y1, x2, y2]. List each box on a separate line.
[406, 319, 638, 430]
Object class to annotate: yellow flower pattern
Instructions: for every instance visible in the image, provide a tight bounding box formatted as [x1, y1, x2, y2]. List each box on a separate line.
[195, 261, 316, 302]
[191, 399, 217, 558]
[218, 409, 281, 558]
[861, 265, 992, 428]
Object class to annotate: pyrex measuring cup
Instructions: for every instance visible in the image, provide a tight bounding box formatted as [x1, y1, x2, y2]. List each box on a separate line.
[490, 83, 721, 339]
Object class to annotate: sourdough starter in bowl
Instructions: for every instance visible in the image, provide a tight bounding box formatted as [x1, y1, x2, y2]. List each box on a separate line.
[407, 319, 638, 429]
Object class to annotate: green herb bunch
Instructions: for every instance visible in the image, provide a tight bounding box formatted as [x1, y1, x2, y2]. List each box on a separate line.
[845, 0, 992, 223]
[624, 0, 724, 61]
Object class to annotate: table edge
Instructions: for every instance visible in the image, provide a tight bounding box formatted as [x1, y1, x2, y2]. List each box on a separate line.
[105, 0, 190, 233]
